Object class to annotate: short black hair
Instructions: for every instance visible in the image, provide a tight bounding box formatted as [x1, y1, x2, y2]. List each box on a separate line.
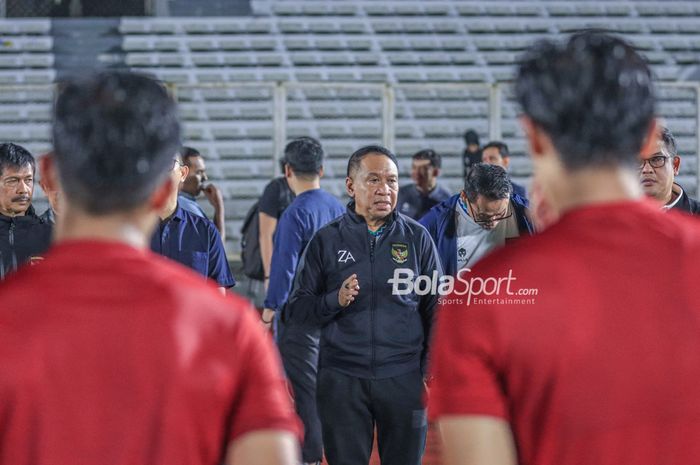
[515, 31, 655, 170]
[412, 149, 441, 169]
[284, 136, 324, 179]
[464, 163, 512, 202]
[53, 72, 181, 214]
[0, 143, 35, 177]
[347, 144, 399, 178]
[659, 126, 678, 158]
[180, 146, 201, 166]
[482, 141, 510, 158]
[464, 129, 480, 146]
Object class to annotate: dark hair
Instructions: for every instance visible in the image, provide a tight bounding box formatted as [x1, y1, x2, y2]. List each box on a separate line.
[482, 141, 510, 158]
[464, 129, 480, 146]
[464, 163, 512, 202]
[347, 144, 399, 178]
[53, 71, 181, 214]
[284, 136, 324, 179]
[659, 126, 677, 158]
[0, 143, 35, 177]
[180, 146, 201, 166]
[412, 149, 441, 169]
[515, 31, 655, 170]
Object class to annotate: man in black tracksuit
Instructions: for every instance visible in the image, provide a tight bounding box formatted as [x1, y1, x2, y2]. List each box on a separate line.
[285, 145, 441, 465]
[0, 143, 52, 279]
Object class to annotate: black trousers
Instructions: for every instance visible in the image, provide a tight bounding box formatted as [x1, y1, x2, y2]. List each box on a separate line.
[278, 324, 323, 463]
[317, 368, 427, 465]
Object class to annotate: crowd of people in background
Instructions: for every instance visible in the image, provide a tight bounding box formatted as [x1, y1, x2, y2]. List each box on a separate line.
[1, 30, 700, 465]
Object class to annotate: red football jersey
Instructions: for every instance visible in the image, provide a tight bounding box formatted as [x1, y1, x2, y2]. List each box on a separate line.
[0, 240, 301, 465]
[430, 201, 700, 465]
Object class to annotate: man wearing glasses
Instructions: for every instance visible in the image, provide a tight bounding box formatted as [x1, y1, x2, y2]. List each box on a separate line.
[639, 126, 700, 214]
[420, 163, 533, 276]
[150, 153, 235, 294]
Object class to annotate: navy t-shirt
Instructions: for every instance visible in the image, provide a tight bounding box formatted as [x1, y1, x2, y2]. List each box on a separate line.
[397, 183, 452, 221]
[259, 177, 295, 219]
[150, 205, 235, 288]
[264, 189, 344, 311]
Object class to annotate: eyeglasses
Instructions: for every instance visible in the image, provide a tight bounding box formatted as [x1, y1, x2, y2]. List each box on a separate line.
[466, 197, 512, 226]
[639, 153, 672, 170]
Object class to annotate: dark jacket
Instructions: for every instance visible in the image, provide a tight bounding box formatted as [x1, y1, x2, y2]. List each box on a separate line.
[511, 180, 528, 199]
[419, 193, 534, 276]
[284, 201, 441, 379]
[0, 205, 52, 278]
[672, 184, 700, 215]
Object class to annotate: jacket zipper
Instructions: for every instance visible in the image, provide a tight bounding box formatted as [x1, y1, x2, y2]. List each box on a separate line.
[369, 231, 376, 378]
[9, 221, 17, 272]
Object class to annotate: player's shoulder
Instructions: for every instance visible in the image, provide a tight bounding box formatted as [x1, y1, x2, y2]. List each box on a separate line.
[154, 257, 254, 320]
[664, 209, 700, 250]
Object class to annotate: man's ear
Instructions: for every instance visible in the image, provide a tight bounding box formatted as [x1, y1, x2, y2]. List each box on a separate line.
[150, 174, 178, 212]
[38, 153, 59, 193]
[345, 176, 355, 198]
[673, 156, 681, 176]
[318, 166, 324, 178]
[179, 164, 189, 183]
[284, 164, 293, 179]
[502, 156, 510, 169]
[519, 116, 547, 159]
[639, 118, 660, 161]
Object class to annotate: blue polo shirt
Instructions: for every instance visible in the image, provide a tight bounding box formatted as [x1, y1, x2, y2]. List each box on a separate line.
[178, 192, 207, 218]
[150, 204, 235, 288]
[264, 189, 344, 312]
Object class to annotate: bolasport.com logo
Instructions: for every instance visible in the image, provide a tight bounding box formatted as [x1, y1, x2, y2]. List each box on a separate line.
[387, 268, 538, 306]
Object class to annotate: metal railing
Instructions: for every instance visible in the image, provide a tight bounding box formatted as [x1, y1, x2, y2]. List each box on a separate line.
[173, 81, 505, 177]
[3, 80, 700, 189]
[171, 80, 700, 189]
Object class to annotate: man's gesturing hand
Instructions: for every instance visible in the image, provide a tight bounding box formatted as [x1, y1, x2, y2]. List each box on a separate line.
[338, 273, 360, 307]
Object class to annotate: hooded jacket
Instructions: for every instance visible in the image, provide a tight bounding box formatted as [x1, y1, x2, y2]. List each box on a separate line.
[284, 201, 441, 379]
[419, 192, 534, 276]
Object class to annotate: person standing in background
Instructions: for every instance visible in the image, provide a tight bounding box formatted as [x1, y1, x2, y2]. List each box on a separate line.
[262, 137, 344, 465]
[178, 146, 227, 242]
[0, 143, 52, 279]
[397, 149, 451, 221]
[462, 129, 482, 179]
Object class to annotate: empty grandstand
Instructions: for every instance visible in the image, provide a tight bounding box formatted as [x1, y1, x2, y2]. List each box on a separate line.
[2, 0, 700, 253]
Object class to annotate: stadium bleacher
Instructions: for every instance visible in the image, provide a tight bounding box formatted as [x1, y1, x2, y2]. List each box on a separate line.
[2, 2, 700, 252]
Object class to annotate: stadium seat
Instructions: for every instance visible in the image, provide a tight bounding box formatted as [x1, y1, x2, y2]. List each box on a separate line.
[6, 3, 695, 252]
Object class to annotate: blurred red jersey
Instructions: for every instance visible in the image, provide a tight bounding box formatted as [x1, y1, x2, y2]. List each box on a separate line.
[0, 240, 300, 465]
[430, 200, 700, 465]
